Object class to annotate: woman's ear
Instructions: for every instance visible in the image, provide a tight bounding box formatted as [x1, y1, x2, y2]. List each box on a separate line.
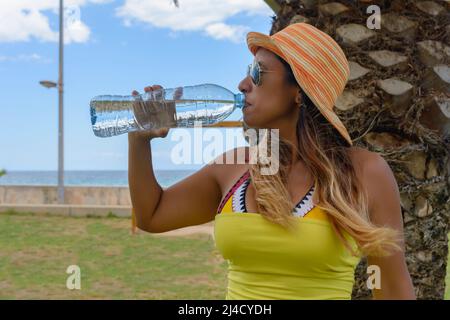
[295, 90, 302, 106]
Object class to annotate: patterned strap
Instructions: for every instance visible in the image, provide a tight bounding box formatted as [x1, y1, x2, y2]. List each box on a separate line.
[292, 185, 315, 217]
[232, 177, 250, 213]
[236, 178, 315, 216]
[217, 170, 250, 214]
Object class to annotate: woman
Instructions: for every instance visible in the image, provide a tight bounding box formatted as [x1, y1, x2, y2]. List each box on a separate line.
[128, 23, 415, 300]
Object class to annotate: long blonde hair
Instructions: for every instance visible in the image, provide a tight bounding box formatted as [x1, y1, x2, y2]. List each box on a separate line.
[243, 57, 402, 258]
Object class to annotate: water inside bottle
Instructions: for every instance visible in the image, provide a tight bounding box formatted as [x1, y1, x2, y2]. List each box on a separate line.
[174, 98, 235, 127]
[90, 97, 139, 137]
[90, 93, 237, 137]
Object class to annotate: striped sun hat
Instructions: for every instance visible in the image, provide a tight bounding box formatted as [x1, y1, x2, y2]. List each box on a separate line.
[246, 22, 353, 146]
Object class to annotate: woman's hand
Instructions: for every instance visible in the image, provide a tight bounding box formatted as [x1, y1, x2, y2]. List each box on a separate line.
[128, 84, 171, 142]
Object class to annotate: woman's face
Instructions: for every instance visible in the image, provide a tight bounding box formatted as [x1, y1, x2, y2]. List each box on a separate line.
[238, 48, 300, 130]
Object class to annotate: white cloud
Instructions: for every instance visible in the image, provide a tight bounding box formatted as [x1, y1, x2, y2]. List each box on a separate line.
[0, 53, 51, 63]
[205, 23, 250, 43]
[89, 0, 114, 3]
[0, 0, 112, 44]
[116, 0, 273, 43]
[65, 19, 90, 43]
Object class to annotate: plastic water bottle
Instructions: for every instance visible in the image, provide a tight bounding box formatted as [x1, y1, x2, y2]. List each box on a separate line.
[89, 83, 245, 138]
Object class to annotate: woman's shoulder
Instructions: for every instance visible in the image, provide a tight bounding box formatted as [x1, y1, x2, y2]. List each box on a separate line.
[348, 146, 402, 222]
[348, 146, 385, 169]
[347, 146, 377, 174]
[347, 146, 389, 201]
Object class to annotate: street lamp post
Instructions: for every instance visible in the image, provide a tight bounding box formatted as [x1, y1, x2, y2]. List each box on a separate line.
[58, 0, 64, 205]
[39, 0, 64, 205]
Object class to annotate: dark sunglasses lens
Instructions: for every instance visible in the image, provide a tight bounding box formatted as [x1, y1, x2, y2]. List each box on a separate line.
[251, 62, 260, 85]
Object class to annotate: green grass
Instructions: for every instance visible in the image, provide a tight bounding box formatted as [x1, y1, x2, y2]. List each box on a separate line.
[0, 210, 449, 299]
[0, 211, 227, 299]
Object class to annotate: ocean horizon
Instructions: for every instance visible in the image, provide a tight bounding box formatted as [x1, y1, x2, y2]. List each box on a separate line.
[0, 170, 198, 188]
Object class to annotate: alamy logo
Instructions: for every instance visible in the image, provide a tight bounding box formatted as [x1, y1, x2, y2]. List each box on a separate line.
[367, 265, 381, 290]
[170, 121, 280, 175]
[366, 5, 381, 30]
[66, 265, 81, 290]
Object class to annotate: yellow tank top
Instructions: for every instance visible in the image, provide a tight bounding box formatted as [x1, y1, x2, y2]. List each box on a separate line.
[214, 170, 362, 300]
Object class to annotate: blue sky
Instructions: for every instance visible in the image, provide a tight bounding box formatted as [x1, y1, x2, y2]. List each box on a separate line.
[0, 0, 274, 171]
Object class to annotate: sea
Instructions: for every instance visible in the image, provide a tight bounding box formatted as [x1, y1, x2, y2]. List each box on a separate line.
[0, 170, 197, 188]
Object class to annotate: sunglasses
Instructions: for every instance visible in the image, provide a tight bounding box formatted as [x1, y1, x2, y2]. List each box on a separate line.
[246, 60, 276, 86]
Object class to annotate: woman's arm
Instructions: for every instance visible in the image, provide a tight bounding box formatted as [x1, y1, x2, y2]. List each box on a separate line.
[363, 152, 416, 300]
[128, 85, 223, 233]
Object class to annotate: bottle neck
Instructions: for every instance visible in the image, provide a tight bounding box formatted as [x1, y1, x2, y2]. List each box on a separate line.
[234, 93, 245, 109]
